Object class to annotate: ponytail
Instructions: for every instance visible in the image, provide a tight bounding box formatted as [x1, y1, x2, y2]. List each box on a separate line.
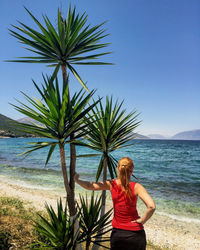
[118, 157, 134, 200]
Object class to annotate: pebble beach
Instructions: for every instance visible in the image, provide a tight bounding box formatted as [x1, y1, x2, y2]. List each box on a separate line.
[0, 178, 199, 250]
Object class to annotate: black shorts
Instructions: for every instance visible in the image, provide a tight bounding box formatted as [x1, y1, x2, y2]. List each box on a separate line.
[110, 228, 146, 250]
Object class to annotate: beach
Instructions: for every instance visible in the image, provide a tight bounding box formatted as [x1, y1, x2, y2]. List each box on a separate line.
[0, 178, 199, 250]
[0, 138, 200, 249]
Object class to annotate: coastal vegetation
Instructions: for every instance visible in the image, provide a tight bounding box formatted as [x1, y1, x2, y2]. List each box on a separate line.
[8, 68, 139, 249]
[7, 4, 142, 246]
[33, 194, 112, 249]
[11, 74, 99, 203]
[8, 5, 113, 221]
[0, 196, 39, 249]
[0, 195, 163, 249]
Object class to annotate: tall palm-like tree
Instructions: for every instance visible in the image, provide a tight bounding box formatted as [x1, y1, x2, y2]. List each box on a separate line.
[77, 97, 140, 216]
[7, 5, 112, 217]
[11, 74, 99, 216]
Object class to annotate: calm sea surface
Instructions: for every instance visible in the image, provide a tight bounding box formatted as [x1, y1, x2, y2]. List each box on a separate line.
[0, 138, 199, 221]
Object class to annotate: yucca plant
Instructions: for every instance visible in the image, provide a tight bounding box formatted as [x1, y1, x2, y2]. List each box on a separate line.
[74, 97, 140, 250]
[7, 5, 112, 90]
[77, 193, 112, 250]
[33, 199, 78, 250]
[11, 74, 99, 216]
[7, 5, 112, 218]
[77, 96, 140, 216]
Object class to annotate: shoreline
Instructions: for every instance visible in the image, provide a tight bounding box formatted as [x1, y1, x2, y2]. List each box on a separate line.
[1, 136, 200, 141]
[0, 178, 199, 249]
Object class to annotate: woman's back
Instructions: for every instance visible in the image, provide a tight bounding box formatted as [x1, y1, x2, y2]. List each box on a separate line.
[111, 179, 144, 231]
[74, 157, 155, 250]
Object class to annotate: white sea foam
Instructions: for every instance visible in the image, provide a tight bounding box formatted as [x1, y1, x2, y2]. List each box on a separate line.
[0, 177, 54, 191]
[18, 182, 54, 190]
[157, 211, 200, 224]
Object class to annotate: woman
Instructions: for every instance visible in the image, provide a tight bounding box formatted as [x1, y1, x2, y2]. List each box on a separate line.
[74, 157, 156, 250]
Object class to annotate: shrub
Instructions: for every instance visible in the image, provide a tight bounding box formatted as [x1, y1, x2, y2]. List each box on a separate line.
[0, 230, 12, 250]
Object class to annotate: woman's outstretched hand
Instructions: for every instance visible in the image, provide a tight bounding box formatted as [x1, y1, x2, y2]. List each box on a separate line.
[74, 172, 80, 182]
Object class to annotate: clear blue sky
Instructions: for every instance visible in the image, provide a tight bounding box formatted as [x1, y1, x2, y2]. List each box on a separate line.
[0, 0, 199, 136]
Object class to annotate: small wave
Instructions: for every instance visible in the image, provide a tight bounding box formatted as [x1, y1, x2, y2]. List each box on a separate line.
[157, 211, 200, 224]
[18, 183, 54, 190]
[0, 177, 55, 191]
[0, 156, 6, 160]
[0, 164, 62, 174]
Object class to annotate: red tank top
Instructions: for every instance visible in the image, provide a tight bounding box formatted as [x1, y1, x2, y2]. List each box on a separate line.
[110, 179, 144, 231]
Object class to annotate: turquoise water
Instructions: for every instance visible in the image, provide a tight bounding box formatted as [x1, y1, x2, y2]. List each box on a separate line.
[0, 138, 199, 221]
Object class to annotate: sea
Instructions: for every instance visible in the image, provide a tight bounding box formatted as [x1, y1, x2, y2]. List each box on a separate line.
[0, 138, 199, 223]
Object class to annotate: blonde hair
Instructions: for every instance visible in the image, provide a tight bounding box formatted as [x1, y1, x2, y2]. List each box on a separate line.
[117, 157, 134, 199]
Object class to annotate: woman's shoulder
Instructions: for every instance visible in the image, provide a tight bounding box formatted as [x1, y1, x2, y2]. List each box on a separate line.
[133, 183, 146, 196]
[130, 182, 144, 195]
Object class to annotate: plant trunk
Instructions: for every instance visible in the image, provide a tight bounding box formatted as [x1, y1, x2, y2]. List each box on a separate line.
[68, 133, 76, 215]
[61, 64, 76, 216]
[101, 155, 107, 217]
[61, 64, 70, 100]
[92, 155, 107, 250]
[70, 214, 82, 250]
[59, 144, 71, 195]
[59, 144, 76, 216]
[61, 64, 81, 250]
[86, 238, 90, 250]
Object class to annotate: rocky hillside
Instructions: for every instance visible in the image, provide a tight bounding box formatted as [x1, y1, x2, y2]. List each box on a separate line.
[0, 114, 29, 137]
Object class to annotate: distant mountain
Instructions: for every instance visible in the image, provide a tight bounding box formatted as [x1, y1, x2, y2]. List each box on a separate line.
[148, 134, 166, 139]
[4, 115, 199, 140]
[134, 133, 150, 139]
[17, 117, 150, 139]
[171, 129, 200, 140]
[17, 117, 33, 124]
[17, 117, 42, 126]
[0, 114, 29, 137]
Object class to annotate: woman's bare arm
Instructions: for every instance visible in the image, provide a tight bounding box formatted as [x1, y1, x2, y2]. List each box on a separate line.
[132, 183, 156, 225]
[74, 173, 111, 191]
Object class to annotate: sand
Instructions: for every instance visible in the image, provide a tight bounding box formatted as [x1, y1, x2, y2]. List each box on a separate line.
[0, 178, 199, 250]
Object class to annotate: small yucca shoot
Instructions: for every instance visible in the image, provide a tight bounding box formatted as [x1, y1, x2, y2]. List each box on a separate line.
[77, 192, 113, 250]
[34, 199, 78, 250]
